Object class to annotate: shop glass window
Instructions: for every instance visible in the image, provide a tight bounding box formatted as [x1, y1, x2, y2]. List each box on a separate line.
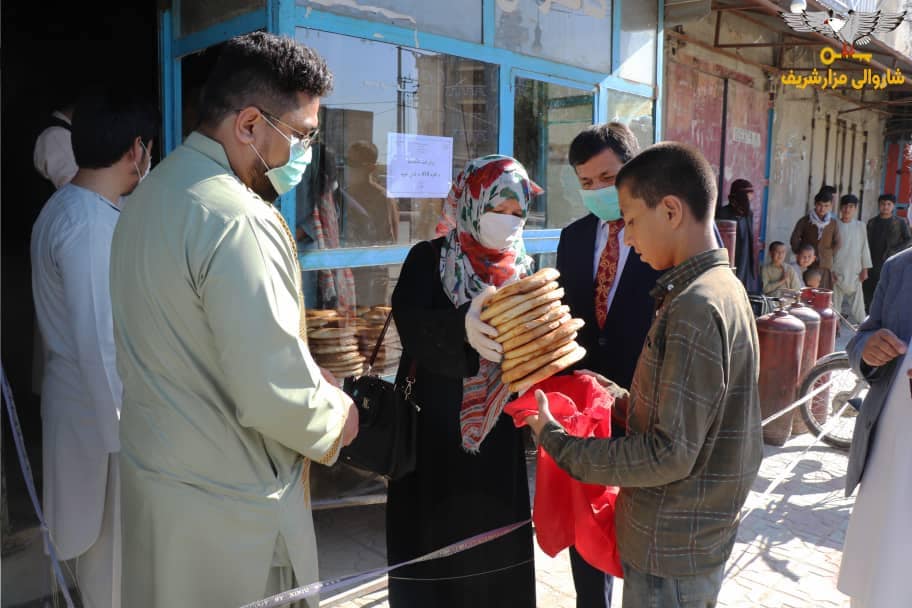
[513, 77, 595, 230]
[617, 0, 657, 85]
[605, 91, 654, 150]
[178, 0, 265, 36]
[297, 0, 483, 43]
[495, 0, 612, 73]
[294, 29, 498, 308]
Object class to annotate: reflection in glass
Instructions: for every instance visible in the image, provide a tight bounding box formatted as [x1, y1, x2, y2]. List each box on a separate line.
[495, 0, 612, 73]
[617, 0, 657, 85]
[513, 78, 594, 229]
[297, 0, 482, 43]
[178, 0, 265, 36]
[294, 28, 499, 308]
[605, 91, 654, 151]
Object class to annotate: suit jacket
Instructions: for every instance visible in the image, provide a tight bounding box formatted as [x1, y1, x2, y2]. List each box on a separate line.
[556, 213, 663, 391]
[845, 247, 912, 496]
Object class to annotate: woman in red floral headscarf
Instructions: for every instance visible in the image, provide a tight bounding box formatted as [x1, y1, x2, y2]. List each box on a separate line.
[386, 155, 541, 608]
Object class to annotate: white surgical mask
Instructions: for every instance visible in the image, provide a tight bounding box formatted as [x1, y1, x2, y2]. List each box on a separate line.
[478, 212, 524, 250]
[134, 141, 151, 183]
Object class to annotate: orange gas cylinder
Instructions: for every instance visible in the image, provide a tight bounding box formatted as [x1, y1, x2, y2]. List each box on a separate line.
[716, 220, 737, 268]
[787, 300, 821, 434]
[757, 308, 805, 446]
[808, 288, 837, 358]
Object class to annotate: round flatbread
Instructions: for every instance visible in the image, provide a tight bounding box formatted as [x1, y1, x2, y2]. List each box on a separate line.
[488, 287, 565, 328]
[317, 350, 364, 364]
[504, 318, 584, 361]
[310, 337, 358, 347]
[310, 343, 361, 355]
[307, 309, 340, 319]
[309, 327, 358, 339]
[501, 339, 580, 384]
[496, 305, 570, 345]
[481, 281, 559, 322]
[493, 301, 563, 337]
[488, 268, 560, 305]
[500, 312, 572, 352]
[509, 346, 587, 394]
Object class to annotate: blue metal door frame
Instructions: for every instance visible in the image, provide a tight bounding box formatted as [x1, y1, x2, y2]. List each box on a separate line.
[159, 0, 664, 271]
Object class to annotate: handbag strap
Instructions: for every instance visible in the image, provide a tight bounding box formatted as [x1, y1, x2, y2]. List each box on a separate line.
[365, 311, 418, 384]
[366, 311, 394, 371]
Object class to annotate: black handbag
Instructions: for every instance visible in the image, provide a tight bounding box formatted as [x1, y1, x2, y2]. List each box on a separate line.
[340, 312, 419, 480]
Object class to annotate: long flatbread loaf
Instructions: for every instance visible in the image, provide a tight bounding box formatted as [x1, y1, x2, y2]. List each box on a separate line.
[509, 346, 587, 394]
[481, 281, 559, 322]
[497, 306, 570, 346]
[494, 301, 563, 337]
[488, 287, 565, 327]
[504, 318, 584, 360]
[488, 267, 560, 305]
[501, 339, 579, 384]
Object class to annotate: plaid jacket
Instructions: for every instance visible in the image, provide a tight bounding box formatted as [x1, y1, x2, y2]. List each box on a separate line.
[541, 248, 762, 576]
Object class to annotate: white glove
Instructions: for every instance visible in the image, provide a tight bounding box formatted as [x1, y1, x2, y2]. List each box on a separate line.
[465, 286, 503, 363]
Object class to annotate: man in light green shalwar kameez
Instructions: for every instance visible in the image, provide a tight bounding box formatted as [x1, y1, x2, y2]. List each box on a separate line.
[109, 33, 359, 608]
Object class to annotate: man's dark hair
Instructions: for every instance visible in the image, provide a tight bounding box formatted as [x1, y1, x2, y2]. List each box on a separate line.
[840, 194, 859, 207]
[568, 122, 640, 167]
[199, 32, 333, 128]
[815, 185, 836, 204]
[878, 193, 897, 204]
[769, 241, 786, 254]
[71, 89, 159, 169]
[614, 141, 717, 222]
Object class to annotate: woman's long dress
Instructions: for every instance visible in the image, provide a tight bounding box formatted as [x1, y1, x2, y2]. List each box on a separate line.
[838, 347, 912, 607]
[386, 238, 536, 608]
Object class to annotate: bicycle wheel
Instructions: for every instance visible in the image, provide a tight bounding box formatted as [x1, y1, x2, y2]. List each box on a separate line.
[798, 352, 867, 450]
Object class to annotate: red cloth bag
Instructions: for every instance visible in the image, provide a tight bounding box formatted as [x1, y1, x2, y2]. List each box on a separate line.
[505, 374, 622, 577]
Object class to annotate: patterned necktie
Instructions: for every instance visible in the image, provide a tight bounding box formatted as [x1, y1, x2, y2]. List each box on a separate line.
[594, 220, 625, 330]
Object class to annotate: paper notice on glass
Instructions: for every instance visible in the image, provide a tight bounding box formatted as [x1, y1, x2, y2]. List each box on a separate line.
[386, 133, 453, 198]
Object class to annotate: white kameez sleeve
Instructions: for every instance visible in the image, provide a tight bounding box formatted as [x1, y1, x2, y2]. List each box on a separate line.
[58, 218, 122, 453]
[199, 213, 348, 461]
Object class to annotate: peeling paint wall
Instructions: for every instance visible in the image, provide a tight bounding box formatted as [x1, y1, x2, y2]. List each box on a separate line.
[666, 11, 890, 260]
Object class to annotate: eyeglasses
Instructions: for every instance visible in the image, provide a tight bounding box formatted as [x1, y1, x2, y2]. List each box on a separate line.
[237, 107, 320, 149]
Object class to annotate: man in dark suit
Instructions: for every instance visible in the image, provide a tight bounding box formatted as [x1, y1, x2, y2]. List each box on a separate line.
[555, 122, 662, 608]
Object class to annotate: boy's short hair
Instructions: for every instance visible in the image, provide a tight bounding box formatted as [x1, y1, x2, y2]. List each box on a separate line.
[798, 243, 817, 256]
[614, 142, 717, 222]
[878, 193, 897, 204]
[803, 268, 822, 282]
[840, 194, 859, 207]
[568, 122, 640, 167]
[72, 88, 159, 169]
[814, 186, 836, 204]
[768, 241, 786, 254]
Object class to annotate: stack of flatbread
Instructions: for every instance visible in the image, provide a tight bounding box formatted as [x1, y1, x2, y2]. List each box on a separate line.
[482, 268, 586, 394]
[306, 310, 365, 379]
[357, 306, 402, 377]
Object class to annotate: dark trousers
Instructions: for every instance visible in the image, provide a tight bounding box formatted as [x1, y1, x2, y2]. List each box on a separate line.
[569, 546, 613, 608]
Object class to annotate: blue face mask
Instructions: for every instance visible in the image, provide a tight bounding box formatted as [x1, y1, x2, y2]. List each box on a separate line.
[251, 114, 314, 196]
[579, 185, 621, 221]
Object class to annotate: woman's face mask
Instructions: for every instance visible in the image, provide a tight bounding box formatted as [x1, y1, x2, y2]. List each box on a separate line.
[579, 185, 621, 221]
[478, 212, 524, 250]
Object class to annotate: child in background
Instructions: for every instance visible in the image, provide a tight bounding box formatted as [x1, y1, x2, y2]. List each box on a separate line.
[791, 243, 816, 287]
[804, 268, 822, 289]
[761, 241, 802, 296]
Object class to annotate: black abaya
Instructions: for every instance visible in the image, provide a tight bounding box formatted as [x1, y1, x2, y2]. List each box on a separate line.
[386, 238, 536, 608]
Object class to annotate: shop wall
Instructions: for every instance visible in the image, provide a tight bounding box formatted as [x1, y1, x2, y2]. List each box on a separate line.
[765, 47, 888, 251]
[663, 11, 771, 268]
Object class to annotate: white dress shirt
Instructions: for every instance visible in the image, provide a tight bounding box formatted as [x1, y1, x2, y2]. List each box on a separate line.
[31, 183, 122, 559]
[33, 110, 78, 189]
[592, 219, 631, 316]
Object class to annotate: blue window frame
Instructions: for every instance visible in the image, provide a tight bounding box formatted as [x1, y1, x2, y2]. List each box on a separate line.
[160, 0, 664, 272]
